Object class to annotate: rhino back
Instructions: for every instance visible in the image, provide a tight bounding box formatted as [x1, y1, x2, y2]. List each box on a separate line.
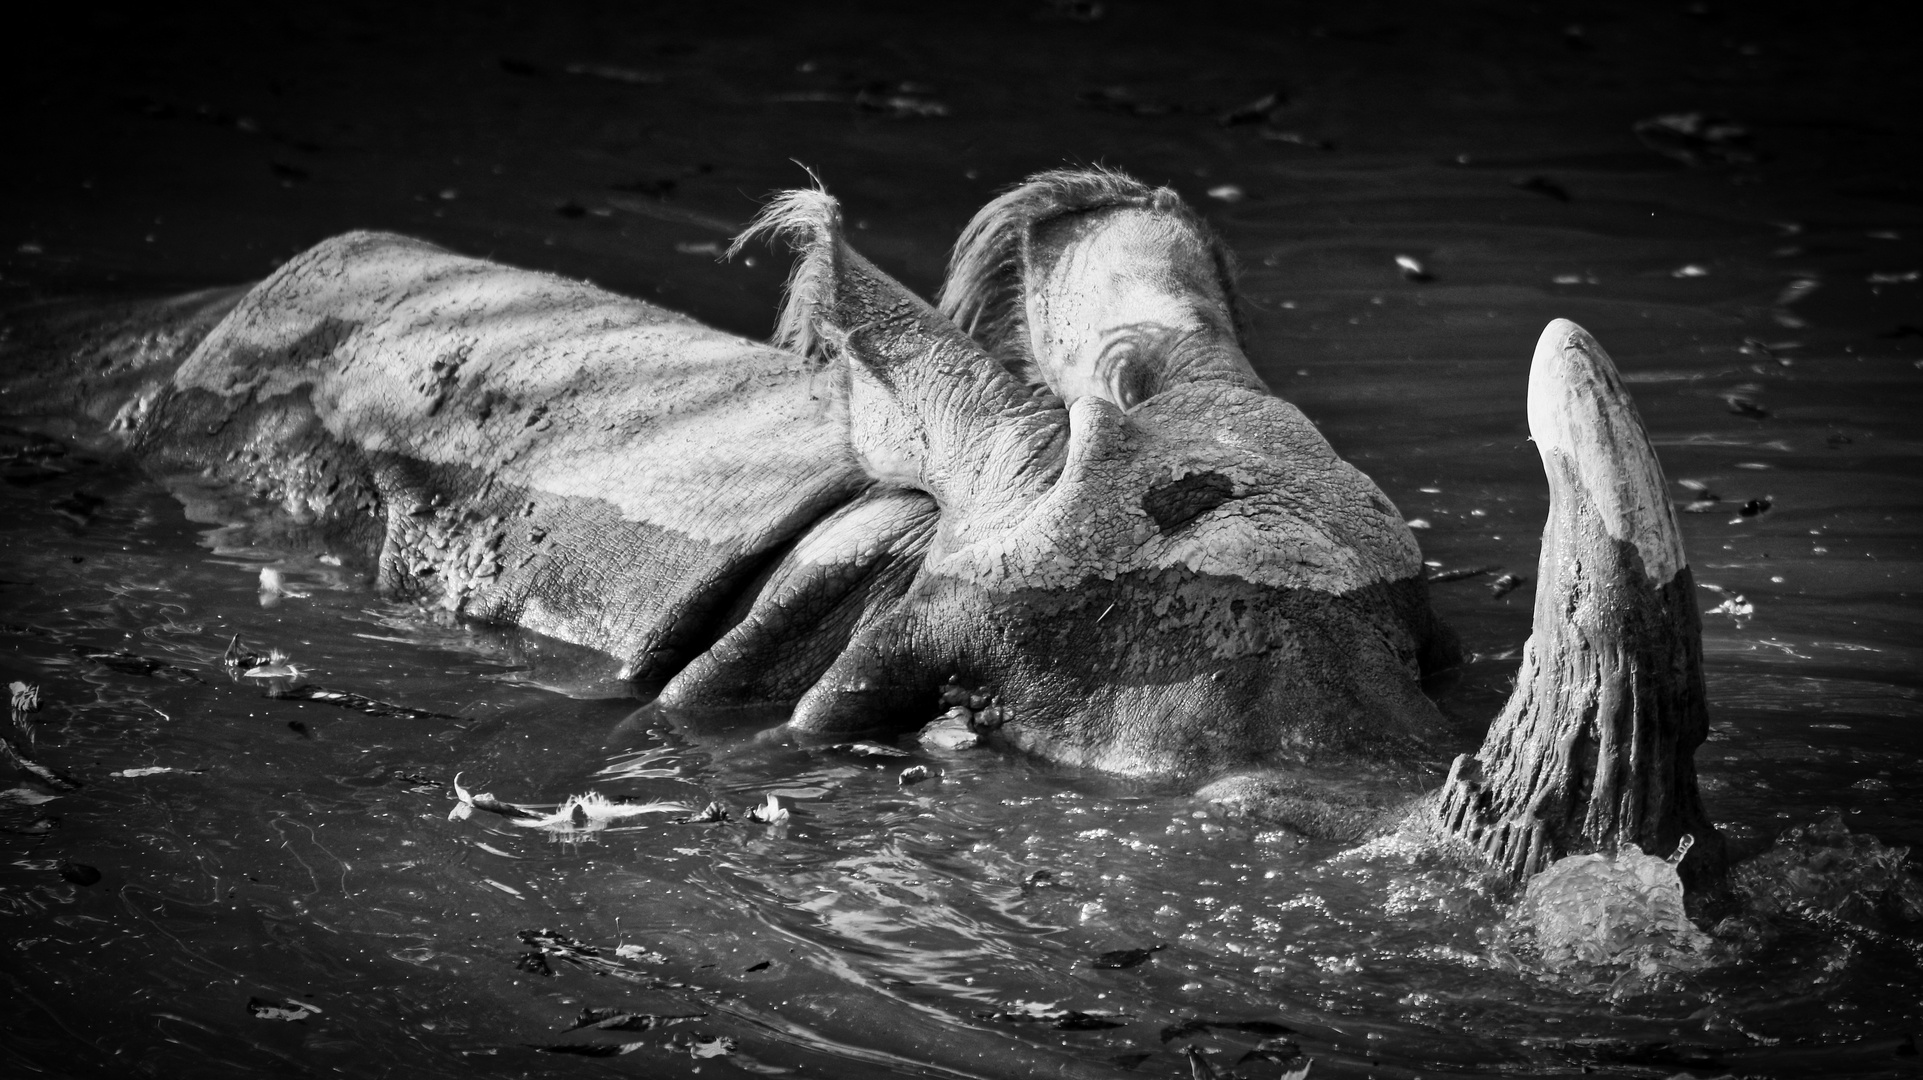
[137, 231, 875, 684]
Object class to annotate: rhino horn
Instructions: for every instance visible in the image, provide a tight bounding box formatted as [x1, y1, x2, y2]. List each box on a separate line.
[734, 187, 1066, 520]
[1431, 319, 1727, 889]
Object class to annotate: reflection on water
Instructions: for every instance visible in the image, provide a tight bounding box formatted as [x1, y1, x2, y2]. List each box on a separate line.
[5, 2, 1923, 1076]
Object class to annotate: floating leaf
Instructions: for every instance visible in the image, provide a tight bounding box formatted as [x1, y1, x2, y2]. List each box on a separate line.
[1091, 944, 1165, 969]
[744, 793, 788, 824]
[59, 861, 101, 886]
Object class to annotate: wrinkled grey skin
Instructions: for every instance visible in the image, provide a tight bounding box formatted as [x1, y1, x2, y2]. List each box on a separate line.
[0, 172, 1721, 885]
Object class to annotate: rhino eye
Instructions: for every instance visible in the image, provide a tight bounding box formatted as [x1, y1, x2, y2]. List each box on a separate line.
[1096, 338, 1162, 410]
[1141, 471, 1236, 533]
[1113, 359, 1158, 410]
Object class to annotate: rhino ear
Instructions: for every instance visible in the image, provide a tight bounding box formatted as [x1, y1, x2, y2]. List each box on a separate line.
[734, 187, 1065, 519]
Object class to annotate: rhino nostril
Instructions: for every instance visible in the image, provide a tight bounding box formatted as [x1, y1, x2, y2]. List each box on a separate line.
[1141, 470, 1236, 532]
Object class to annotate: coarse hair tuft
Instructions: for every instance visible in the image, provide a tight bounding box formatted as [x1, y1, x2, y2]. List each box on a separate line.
[730, 176, 843, 360]
[936, 166, 1242, 386]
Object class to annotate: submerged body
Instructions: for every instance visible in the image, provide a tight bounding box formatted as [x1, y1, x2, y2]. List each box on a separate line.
[0, 170, 1723, 886]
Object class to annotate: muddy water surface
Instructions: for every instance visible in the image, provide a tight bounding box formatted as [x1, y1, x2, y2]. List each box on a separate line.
[4, 3, 1922, 1077]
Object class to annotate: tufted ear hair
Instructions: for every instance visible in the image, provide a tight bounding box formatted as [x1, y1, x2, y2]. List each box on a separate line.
[734, 185, 1067, 522]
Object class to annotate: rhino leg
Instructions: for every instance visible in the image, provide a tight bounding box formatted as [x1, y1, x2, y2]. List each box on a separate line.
[1428, 319, 1726, 889]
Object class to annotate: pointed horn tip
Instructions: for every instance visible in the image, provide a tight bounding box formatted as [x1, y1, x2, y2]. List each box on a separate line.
[1525, 318, 1687, 585]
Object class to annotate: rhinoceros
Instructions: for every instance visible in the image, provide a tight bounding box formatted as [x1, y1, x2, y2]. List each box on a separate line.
[0, 168, 1724, 887]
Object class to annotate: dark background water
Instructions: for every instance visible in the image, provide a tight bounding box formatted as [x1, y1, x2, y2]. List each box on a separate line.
[3, 2, 1921, 1077]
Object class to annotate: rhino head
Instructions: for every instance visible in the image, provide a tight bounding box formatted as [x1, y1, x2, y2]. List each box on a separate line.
[734, 172, 1725, 887]
[733, 184, 1456, 777]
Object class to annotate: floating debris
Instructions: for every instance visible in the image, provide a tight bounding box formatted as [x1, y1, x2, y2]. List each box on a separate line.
[242, 648, 301, 679]
[1426, 564, 1500, 584]
[674, 800, 730, 824]
[1733, 497, 1773, 522]
[1163, 1017, 1298, 1041]
[1677, 478, 1721, 512]
[673, 239, 723, 256]
[1394, 254, 1432, 282]
[1867, 270, 1919, 285]
[1206, 184, 1246, 203]
[8, 681, 38, 712]
[222, 634, 264, 670]
[265, 683, 466, 721]
[59, 861, 101, 886]
[1724, 394, 1771, 419]
[1261, 130, 1334, 150]
[1219, 91, 1283, 126]
[0, 786, 57, 807]
[977, 1001, 1128, 1030]
[566, 1007, 706, 1033]
[854, 82, 949, 118]
[526, 1041, 646, 1056]
[1021, 869, 1054, 894]
[1078, 85, 1174, 117]
[1633, 112, 1754, 167]
[743, 793, 789, 824]
[1091, 943, 1165, 969]
[247, 997, 322, 1022]
[1489, 573, 1526, 599]
[613, 943, 667, 965]
[450, 775, 686, 838]
[1671, 263, 1709, 278]
[2, 736, 81, 791]
[111, 766, 200, 778]
[1699, 584, 1754, 618]
[1241, 1036, 1307, 1068]
[76, 648, 205, 684]
[832, 740, 909, 758]
[898, 764, 937, 786]
[1514, 175, 1570, 202]
[1405, 517, 1431, 529]
[669, 1032, 737, 1059]
[562, 62, 663, 85]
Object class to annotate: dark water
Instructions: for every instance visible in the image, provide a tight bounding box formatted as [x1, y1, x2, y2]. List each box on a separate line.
[4, 3, 1922, 1077]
